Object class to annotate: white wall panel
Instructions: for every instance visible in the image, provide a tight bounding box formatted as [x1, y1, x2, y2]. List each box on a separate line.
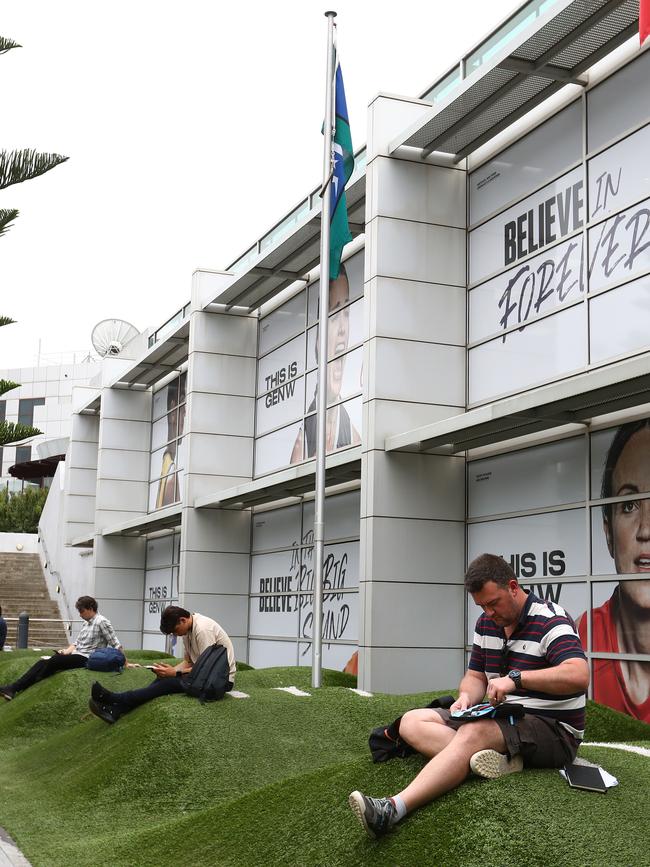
[470, 101, 581, 225]
[368, 582, 463, 647]
[374, 218, 465, 286]
[190, 392, 255, 437]
[191, 310, 257, 357]
[374, 156, 465, 227]
[372, 339, 465, 406]
[100, 418, 151, 452]
[369, 277, 465, 345]
[470, 166, 583, 284]
[368, 451, 465, 521]
[590, 276, 650, 363]
[468, 305, 585, 405]
[190, 352, 256, 397]
[587, 50, 650, 152]
[468, 437, 586, 517]
[365, 517, 465, 582]
[189, 432, 253, 477]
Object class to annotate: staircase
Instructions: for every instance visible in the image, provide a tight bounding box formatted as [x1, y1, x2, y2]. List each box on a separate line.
[0, 553, 69, 648]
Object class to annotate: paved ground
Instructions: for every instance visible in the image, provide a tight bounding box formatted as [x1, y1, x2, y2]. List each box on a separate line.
[0, 829, 30, 867]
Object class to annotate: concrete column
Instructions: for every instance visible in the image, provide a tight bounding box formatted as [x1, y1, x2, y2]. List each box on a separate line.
[64, 411, 99, 544]
[93, 386, 152, 648]
[179, 287, 257, 661]
[359, 93, 468, 693]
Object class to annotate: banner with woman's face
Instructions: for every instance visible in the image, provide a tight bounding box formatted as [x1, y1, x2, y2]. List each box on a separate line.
[149, 372, 187, 511]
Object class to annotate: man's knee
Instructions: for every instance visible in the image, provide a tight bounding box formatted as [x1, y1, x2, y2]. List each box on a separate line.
[453, 720, 505, 752]
[399, 709, 447, 743]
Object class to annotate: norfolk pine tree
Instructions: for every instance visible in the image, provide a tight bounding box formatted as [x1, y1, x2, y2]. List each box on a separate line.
[1, 33, 68, 448]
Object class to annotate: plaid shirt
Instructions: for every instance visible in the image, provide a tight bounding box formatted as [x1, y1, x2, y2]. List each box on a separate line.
[74, 614, 121, 657]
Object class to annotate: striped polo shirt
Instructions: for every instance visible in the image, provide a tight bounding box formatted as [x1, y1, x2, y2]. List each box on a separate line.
[468, 591, 587, 740]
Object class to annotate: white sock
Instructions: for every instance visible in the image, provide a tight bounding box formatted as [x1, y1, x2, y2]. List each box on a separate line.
[389, 794, 407, 821]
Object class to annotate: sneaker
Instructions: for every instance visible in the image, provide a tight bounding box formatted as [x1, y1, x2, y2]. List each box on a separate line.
[348, 791, 397, 839]
[88, 698, 121, 725]
[91, 681, 113, 703]
[0, 687, 15, 701]
[470, 749, 523, 779]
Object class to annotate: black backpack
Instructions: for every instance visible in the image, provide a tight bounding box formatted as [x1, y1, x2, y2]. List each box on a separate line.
[368, 695, 455, 763]
[184, 644, 230, 704]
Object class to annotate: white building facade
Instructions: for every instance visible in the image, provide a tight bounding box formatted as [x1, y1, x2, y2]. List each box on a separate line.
[42, 0, 650, 724]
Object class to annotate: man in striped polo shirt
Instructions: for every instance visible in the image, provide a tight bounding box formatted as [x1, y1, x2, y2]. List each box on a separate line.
[349, 553, 589, 839]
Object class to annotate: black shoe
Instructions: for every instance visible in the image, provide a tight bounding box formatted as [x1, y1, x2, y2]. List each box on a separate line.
[348, 791, 397, 839]
[0, 686, 16, 701]
[88, 698, 121, 725]
[91, 681, 113, 703]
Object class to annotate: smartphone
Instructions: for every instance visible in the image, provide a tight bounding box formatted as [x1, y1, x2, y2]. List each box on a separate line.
[564, 763, 607, 793]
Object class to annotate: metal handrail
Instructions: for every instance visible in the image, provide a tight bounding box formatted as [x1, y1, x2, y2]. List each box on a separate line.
[4, 617, 83, 625]
[38, 532, 75, 634]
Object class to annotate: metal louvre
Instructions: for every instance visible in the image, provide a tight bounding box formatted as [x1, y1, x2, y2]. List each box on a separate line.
[194, 447, 362, 510]
[392, 0, 638, 161]
[439, 74, 553, 154]
[102, 504, 183, 537]
[385, 354, 650, 455]
[209, 175, 365, 313]
[113, 321, 189, 389]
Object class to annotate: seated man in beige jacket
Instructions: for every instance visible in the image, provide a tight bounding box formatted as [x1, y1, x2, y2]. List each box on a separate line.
[88, 606, 236, 724]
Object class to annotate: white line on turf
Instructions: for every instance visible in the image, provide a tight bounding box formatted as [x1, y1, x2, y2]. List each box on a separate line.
[228, 690, 250, 699]
[273, 686, 311, 697]
[348, 688, 373, 697]
[581, 742, 650, 757]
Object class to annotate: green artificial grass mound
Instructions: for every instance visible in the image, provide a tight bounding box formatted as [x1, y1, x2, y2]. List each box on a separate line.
[0, 653, 648, 867]
[582, 699, 650, 742]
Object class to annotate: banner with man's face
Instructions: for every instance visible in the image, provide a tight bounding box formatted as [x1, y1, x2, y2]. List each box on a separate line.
[254, 252, 364, 477]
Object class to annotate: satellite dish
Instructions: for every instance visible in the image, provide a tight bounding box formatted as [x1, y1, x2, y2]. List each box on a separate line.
[91, 319, 140, 358]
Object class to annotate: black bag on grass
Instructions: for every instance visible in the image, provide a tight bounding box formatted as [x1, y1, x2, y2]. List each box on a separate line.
[184, 644, 229, 704]
[369, 694, 455, 763]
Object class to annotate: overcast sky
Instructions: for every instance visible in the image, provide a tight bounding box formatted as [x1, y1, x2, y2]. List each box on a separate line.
[0, 0, 521, 369]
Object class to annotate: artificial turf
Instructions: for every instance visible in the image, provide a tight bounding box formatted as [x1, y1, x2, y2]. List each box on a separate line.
[0, 651, 648, 867]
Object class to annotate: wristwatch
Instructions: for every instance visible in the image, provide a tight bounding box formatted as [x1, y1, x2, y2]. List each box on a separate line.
[508, 669, 522, 690]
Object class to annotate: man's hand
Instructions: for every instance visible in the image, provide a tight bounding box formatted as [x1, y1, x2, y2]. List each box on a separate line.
[486, 676, 516, 705]
[151, 663, 178, 678]
[450, 691, 472, 713]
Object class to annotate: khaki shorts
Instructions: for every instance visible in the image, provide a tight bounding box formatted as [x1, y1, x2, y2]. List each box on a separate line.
[436, 709, 580, 768]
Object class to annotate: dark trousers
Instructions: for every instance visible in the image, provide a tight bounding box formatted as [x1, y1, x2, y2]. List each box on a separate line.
[111, 676, 234, 714]
[10, 652, 87, 693]
[112, 675, 188, 711]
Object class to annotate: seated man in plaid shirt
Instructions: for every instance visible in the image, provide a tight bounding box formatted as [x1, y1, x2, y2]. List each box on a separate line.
[0, 595, 122, 701]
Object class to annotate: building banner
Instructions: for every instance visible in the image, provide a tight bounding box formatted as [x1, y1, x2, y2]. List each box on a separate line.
[468, 417, 650, 723]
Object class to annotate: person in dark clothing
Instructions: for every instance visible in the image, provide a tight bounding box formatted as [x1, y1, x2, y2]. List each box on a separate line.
[0, 606, 7, 651]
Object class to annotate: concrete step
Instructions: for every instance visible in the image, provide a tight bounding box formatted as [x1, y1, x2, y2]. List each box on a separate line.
[0, 552, 70, 651]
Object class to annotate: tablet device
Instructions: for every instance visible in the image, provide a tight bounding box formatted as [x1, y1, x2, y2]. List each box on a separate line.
[564, 763, 607, 793]
[451, 702, 495, 719]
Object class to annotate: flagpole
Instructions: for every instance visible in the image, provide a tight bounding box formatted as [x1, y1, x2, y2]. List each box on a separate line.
[312, 9, 336, 689]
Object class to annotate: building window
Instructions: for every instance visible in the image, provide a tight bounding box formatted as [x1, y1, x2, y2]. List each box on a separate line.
[18, 398, 45, 427]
